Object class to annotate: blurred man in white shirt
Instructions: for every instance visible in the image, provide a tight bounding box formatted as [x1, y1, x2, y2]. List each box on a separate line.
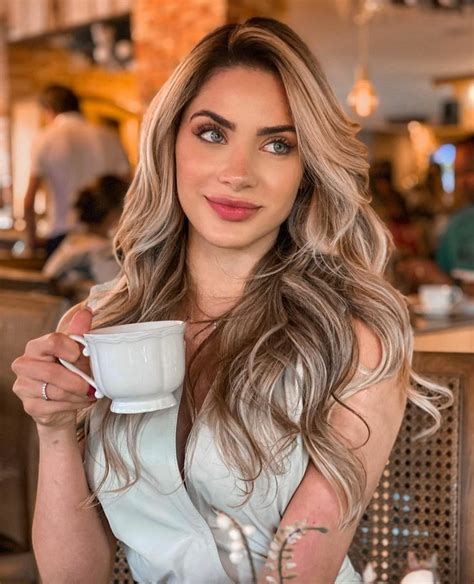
[24, 85, 130, 256]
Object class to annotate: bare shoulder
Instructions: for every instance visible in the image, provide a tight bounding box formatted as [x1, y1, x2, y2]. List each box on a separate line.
[57, 302, 88, 333]
[352, 318, 383, 371]
[336, 318, 406, 423]
[332, 320, 406, 457]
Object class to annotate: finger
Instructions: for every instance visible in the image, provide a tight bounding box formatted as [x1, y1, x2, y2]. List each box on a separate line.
[13, 358, 91, 397]
[65, 308, 94, 371]
[14, 378, 94, 404]
[66, 307, 93, 336]
[17, 307, 93, 364]
[22, 397, 93, 420]
[24, 332, 84, 363]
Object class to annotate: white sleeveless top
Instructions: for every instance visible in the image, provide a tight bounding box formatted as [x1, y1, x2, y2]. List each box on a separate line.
[85, 286, 361, 584]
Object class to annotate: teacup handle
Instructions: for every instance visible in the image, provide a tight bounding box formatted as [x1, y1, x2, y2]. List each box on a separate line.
[58, 334, 104, 399]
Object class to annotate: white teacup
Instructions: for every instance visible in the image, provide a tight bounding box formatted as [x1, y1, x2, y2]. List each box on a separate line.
[59, 321, 186, 414]
[418, 284, 463, 314]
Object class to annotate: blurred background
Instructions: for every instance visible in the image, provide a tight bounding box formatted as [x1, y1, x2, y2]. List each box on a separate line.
[0, 0, 472, 297]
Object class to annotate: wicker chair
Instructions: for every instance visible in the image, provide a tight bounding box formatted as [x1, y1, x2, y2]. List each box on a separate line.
[0, 291, 69, 583]
[110, 542, 134, 584]
[349, 351, 474, 584]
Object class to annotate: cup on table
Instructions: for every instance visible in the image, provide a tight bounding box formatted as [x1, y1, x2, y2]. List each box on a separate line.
[418, 284, 463, 315]
[58, 321, 186, 414]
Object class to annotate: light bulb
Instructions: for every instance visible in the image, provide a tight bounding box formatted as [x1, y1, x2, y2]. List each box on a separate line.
[347, 70, 379, 117]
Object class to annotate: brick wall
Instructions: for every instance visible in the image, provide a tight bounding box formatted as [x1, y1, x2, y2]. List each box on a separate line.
[132, 0, 288, 105]
[227, 0, 286, 23]
[132, 0, 226, 105]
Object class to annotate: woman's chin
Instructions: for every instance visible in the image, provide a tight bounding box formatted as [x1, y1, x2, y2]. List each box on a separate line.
[189, 220, 279, 252]
[202, 233, 257, 251]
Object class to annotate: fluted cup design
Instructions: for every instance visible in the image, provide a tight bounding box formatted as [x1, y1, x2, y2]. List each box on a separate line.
[59, 321, 186, 414]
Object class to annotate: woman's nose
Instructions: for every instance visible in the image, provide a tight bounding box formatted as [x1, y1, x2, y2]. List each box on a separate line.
[217, 149, 258, 191]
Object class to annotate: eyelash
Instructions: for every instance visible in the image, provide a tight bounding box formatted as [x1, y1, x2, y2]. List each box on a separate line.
[193, 123, 294, 155]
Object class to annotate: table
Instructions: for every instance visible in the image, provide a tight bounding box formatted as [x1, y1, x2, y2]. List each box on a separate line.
[413, 313, 474, 353]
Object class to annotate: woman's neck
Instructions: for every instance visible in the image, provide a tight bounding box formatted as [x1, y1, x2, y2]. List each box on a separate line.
[186, 228, 275, 320]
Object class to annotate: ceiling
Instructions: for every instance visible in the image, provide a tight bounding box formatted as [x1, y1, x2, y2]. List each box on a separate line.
[286, 0, 474, 128]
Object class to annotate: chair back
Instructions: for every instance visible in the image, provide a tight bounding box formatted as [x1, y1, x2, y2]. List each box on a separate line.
[349, 351, 474, 583]
[110, 542, 134, 584]
[0, 291, 68, 580]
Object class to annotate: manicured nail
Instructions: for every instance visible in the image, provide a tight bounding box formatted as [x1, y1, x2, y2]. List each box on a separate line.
[87, 385, 96, 399]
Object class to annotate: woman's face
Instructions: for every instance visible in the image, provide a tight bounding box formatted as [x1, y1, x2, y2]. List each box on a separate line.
[175, 66, 303, 252]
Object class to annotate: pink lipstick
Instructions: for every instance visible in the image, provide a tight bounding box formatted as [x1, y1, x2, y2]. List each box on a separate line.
[205, 196, 261, 222]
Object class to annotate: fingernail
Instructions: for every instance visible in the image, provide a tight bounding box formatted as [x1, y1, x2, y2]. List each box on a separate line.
[87, 385, 96, 399]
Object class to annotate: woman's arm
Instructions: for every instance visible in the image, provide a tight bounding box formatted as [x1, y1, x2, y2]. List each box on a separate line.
[13, 304, 116, 583]
[258, 321, 407, 583]
[34, 424, 116, 583]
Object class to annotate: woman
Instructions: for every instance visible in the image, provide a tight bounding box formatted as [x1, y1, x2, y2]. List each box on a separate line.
[11, 18, 449, 584]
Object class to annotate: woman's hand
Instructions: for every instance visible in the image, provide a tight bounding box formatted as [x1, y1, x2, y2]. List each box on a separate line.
[11, 307, 96, 433]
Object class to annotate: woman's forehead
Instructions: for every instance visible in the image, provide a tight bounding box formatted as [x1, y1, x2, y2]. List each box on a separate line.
[184, 66, 293, 124]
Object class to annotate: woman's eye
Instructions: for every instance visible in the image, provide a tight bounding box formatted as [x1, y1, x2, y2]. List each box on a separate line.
[264, 140, 292, 155]
[199, 128, 225, 144]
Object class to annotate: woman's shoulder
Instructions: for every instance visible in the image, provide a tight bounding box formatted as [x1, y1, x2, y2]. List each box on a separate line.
[85, 279, 118, 312]
[352, 318, 383, 371]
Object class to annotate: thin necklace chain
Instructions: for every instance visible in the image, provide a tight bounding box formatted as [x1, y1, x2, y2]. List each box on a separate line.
[185, 314, 218, 330]
[185, 300, 221, 329]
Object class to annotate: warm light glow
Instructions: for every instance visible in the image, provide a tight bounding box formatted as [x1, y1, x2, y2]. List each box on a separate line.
[407, 121, 438, 182]
[347, 68, 379, 117]
[467, 82, 474, 107]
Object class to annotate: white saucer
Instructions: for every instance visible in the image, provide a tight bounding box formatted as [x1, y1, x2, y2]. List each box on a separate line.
[413, 304, 457, 318]
[110, 394, 178, 414]
[413, 300, 474, 318]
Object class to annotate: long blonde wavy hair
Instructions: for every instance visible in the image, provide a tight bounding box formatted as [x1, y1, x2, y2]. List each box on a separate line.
[85, 17, 451, 527]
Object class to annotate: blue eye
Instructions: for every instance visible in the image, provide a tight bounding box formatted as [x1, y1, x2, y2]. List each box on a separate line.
[264, 140, 292, 155]
[199, 127, 225, 144]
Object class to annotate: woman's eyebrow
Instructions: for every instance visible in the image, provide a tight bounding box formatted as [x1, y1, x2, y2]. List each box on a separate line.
[189, 109, 296, 136]
[256, 124, 296, 136]
[190, 110, 235, 130]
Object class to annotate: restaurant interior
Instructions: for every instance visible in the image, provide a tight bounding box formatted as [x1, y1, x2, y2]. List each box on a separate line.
[0, 0, 473, 583]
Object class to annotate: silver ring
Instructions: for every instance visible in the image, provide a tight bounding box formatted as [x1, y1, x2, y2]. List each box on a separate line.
[41, 381, 50, 401]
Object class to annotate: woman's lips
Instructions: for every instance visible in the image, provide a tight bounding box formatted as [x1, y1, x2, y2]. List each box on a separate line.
[205, 196, 261, 222]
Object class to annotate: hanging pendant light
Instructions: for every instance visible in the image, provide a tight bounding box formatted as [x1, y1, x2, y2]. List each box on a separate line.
[347, 11, 379, 118]
[347, 63, 379, 117]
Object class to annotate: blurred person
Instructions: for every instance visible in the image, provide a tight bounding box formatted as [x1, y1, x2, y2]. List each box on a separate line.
[369, 163, 451, 294]
[370, 161, 426, 256]
[436, 136, 474, 278]
[23, 85, 130, 257]
[42, 176, 128, 294]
